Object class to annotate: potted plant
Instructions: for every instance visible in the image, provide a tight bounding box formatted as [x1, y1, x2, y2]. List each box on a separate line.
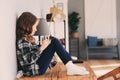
[68, 12, 81, 38]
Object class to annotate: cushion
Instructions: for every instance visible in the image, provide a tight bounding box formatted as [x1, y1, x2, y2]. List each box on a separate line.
[87, 36, 98, 47]
[102, 38, 118, 46]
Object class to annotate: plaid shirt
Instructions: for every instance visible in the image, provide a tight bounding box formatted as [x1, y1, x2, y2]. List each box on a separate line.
[17, 37, 42, 77]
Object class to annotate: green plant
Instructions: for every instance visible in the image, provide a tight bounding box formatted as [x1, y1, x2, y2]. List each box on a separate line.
[68, 12, 81, 33]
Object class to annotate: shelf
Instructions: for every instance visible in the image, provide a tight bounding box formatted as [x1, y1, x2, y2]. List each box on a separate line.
[87, 45, 120, 60]
[69, 38, 79, 58]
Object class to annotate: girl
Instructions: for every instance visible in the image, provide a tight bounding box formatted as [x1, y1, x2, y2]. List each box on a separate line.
[16, 12, 89, 78]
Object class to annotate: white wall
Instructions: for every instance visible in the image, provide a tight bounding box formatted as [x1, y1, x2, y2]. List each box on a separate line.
[0, 0, 68, 80]
[0, 0, 41, 80]
[16, 0, 42, 18]
[85, 0, 117, 38]
[0, 0, 16, 80]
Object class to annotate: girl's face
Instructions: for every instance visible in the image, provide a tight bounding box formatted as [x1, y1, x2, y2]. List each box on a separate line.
[30, 19, 39, 36]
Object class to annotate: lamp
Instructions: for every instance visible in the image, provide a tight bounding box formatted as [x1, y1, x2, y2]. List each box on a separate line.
[50, 5, 66, 22]
[35, 18, 51, 45]
[35, 18, 51, 36]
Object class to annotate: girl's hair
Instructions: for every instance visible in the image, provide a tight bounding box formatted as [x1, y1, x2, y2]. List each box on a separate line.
[16, 12, 37, 43]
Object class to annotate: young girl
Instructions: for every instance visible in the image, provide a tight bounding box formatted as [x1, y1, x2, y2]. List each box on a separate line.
[16, 12, 89, 78]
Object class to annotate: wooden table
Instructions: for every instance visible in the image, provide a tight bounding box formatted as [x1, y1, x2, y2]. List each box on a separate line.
[19, 62, 97, 80]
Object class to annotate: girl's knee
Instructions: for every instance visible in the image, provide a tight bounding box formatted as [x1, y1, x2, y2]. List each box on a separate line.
[51, 37, 60, 43]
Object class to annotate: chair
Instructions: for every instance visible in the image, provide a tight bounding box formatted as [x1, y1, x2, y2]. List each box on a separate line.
[98, 67, 120, 80]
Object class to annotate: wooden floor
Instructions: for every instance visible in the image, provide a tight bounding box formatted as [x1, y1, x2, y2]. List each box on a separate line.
[19, 62, 97, 80]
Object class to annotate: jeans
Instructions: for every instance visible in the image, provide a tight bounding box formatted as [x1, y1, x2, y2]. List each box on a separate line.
[36, 38, 72, 75]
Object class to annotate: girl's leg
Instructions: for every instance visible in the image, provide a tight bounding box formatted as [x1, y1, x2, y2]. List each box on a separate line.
[36, 37, 89, 75]
[36, 38, 71, 74]
[51, 38, 72, 64]
[51, 38, 89, 75]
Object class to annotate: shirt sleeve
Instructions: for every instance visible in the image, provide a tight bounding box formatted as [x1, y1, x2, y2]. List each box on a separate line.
[17, 39, 42, 66]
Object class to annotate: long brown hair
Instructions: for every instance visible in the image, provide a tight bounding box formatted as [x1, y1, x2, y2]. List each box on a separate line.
[16, 12, 37, 43]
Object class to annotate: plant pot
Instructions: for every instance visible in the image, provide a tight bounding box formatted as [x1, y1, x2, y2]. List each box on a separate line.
[71, 31, 79, 38]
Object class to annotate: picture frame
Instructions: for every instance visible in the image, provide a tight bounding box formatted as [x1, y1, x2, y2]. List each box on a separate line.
[57, 3, 63, 10]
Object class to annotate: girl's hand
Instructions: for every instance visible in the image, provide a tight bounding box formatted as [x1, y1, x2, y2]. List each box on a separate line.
[39, 39, 51, 51]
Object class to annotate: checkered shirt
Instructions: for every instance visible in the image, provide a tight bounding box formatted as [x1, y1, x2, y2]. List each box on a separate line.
[17, 37, 41, 76]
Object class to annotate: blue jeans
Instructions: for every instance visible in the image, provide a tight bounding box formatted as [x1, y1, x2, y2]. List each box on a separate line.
[36, 38, 72, 75]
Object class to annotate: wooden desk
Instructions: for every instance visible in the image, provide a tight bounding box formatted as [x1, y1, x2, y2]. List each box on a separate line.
[19, 62, 97, 80]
